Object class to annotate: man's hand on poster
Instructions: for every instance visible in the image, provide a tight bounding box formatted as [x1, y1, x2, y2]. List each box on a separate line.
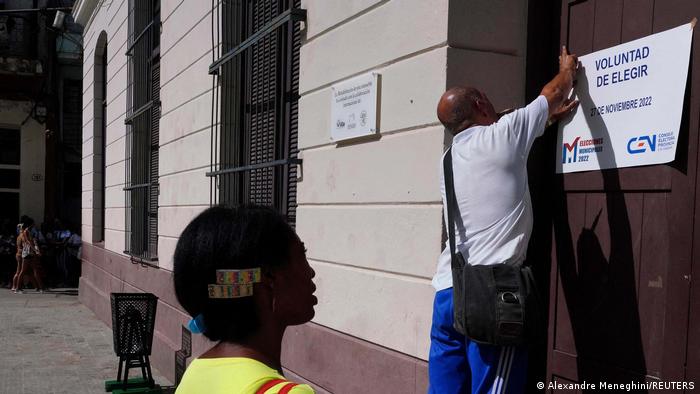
[559, 45, 580, 78]
[549, 97, 579, 124]
[549, 46, 581, 125]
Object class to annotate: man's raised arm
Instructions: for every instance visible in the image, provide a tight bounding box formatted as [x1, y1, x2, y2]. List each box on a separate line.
[541, 46, 579, 118]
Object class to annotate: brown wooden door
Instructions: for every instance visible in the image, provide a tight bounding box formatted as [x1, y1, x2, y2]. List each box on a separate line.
[548, 0, 700, 391]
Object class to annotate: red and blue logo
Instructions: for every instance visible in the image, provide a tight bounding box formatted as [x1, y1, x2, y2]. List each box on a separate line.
[562, 136, 580, 163]
[627, 134, 657, 154]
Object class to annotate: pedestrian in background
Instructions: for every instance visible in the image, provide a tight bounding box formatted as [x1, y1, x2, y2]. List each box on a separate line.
[65, 225, 82, 286]
[13, 218, 45, 293]
[11, 216, 32, 292]
[0, 233, 15, 288]
[53, 219, 72, 287]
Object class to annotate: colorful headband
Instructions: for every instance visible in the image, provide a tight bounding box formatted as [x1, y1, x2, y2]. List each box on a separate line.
[208, 268, 262, 299]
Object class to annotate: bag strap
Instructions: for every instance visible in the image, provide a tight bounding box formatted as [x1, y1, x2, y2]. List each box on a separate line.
[278, 383, 300, 394]
[255, 378, 287, 394]
[255, 378, 300, 394]
[443, 147, 463, 269]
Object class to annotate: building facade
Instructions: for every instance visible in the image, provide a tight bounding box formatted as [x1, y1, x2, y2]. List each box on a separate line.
[75, 0, 700, 392]
[0, 100, 45, 228]
[0, 0, 82, 233]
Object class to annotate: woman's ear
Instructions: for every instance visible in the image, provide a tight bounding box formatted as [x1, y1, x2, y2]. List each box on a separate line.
[258, 270, 276, 313]
[262, 269, 276, 291]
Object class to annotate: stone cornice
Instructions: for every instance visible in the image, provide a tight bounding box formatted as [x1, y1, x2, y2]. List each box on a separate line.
[71, 0, 99, 27]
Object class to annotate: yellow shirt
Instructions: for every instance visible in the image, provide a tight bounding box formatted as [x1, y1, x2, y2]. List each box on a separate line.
[175, 357, 315, 394]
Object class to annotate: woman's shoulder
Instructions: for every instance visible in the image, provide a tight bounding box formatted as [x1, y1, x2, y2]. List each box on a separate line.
[175, 357, 315, 394]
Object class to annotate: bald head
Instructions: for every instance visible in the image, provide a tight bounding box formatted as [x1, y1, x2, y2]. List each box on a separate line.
[437, 86, 496, 134]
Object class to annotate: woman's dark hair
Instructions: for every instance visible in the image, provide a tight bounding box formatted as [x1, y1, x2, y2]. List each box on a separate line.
[22, 217, 34, 230]
[173, 205, 297, 342]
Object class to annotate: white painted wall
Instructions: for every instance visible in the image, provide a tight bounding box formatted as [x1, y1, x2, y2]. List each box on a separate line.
[0, 100, 45, 224]
[80, 0, 211, 267]
[298, 0, 450, 360]
[81, 0, 128, 249]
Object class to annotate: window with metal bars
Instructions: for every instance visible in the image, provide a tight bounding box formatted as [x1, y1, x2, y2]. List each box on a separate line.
[124, 0, 160, 262]
[208, 0, 305, 224]
[92, 32, 107, 243]
[99, 38, 107, 243]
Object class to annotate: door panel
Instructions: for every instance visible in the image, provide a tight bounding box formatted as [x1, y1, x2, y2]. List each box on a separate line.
[592, 0, 623, 50]
[549, 0, 699, 389]
[685, 0, 700, 387]
[621, 0, 654, 42]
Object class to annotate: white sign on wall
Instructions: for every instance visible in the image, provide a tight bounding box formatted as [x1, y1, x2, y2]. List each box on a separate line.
[330, 72, 379, 142]
[557, 21, 694, 173]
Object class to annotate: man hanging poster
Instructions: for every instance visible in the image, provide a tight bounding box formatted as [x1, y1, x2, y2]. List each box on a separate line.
[557, 21, 695, 173]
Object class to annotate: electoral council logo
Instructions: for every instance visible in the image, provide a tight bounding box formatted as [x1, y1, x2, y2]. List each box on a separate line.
[627, 134, 657, 154]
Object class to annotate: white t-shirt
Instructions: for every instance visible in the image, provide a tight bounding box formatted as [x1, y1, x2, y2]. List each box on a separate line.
[432, 95, 549, 291]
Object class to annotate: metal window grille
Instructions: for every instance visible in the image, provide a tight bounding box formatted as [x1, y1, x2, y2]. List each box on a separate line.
[124, 0, 160, 262]
[62, 80, 83, 204]
[62, 80, 83, 148]
[100, 43, 108, 242]
[0, 14, 35, 58]
[208, 0, 305, 224]
[0, 127, 21, 165]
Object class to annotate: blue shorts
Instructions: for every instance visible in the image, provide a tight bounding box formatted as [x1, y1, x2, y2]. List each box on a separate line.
[428, 288, 528, 394]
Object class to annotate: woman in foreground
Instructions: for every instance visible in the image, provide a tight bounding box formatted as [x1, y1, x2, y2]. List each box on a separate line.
[174, 205, 317, 394]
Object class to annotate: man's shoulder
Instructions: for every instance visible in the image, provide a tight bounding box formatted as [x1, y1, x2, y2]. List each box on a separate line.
[458, 123, 510, 146]
[512, 95, 549, 125]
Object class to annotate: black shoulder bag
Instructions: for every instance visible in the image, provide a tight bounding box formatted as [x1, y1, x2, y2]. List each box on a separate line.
[443, 147, 541, 346]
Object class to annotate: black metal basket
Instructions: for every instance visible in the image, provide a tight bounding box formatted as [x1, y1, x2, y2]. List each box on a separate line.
[110, 293, 158, 356]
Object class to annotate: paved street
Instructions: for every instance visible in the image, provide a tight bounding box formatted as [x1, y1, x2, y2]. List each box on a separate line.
[0, 288, 170, 394]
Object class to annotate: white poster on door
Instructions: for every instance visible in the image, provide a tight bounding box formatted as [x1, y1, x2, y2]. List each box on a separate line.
[557, 21, 694, 173]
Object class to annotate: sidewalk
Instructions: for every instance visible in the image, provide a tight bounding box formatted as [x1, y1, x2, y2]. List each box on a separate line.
[0, 288, 170, 394]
